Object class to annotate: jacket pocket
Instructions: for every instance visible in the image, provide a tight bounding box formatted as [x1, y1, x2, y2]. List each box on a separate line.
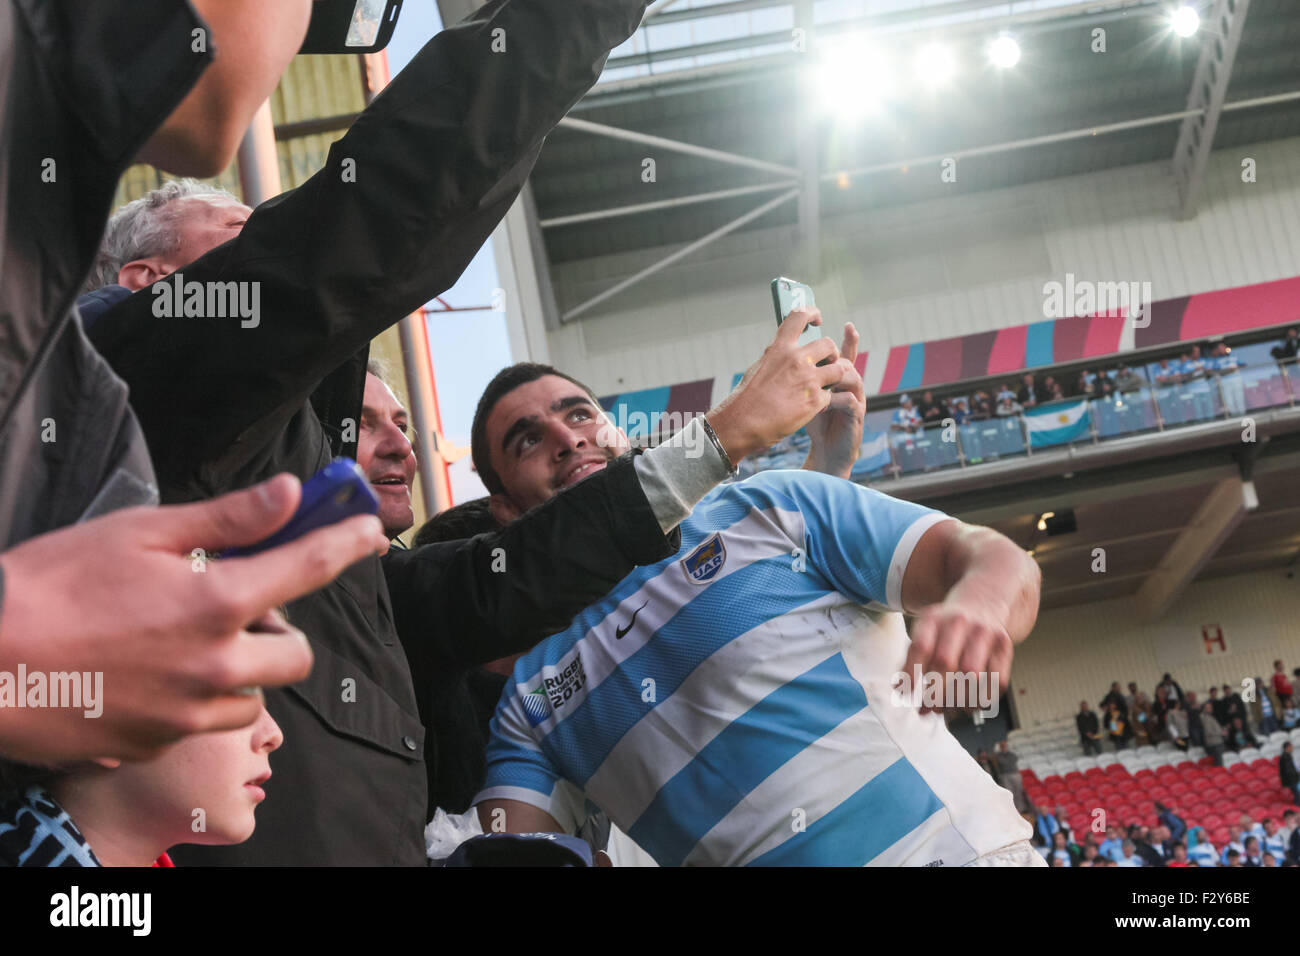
[284, 638, 425, 761]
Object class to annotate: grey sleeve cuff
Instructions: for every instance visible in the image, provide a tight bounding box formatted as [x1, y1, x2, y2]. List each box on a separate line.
[633, 416, 733, 533]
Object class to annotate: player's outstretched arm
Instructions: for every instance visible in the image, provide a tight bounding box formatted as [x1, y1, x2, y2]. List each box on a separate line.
[900, 520, 1041, 710]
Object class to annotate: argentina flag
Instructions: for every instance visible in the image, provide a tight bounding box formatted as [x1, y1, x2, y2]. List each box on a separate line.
[851, 430, 892, 477]
[1024, 399, 1092, 449]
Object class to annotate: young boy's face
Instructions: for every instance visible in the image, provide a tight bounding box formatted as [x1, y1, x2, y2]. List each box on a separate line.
[122, 704, 282, 846]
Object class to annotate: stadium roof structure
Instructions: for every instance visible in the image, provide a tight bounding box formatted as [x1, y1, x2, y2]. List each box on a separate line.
[432, 0, 1300, 322]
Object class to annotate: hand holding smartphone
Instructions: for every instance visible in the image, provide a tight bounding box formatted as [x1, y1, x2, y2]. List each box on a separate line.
[222, 459, 379, 558]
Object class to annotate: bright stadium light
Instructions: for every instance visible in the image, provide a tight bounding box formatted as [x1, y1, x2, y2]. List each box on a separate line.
[814, 35, 893, 120]
[1171, 5, 1200, 37]
[989, 34, 1020, 69]
[915, 42, 957, 87]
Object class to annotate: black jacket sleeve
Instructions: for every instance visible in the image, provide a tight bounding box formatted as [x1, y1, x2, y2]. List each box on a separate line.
[88, 0, 652, 492]
[383, 451, 679, 669]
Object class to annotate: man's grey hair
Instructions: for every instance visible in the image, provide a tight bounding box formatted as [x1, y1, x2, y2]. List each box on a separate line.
[85, 179, 242, 291]
[366, 356, 393, 386]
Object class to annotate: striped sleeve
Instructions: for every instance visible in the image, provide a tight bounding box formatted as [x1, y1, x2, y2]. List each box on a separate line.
[475, 690, 584, 833]
[743, 471, 952, 611]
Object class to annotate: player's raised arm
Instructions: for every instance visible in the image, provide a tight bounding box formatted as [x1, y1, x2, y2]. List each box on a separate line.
[900, 521, 1042, 711]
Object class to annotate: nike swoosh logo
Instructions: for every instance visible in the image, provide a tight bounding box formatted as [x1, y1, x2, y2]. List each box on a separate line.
[615, 600, 650, 640]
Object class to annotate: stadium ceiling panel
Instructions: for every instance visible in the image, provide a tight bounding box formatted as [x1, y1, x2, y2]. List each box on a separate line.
[527, 0, 1300, 314]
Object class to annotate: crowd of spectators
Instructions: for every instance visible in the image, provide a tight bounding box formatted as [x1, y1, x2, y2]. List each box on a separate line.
[1023, 806, 1300, 867]
[1072, 663, 1299, 764]
[886, 337, 1274, 434]
[973, 662, 1300, 867]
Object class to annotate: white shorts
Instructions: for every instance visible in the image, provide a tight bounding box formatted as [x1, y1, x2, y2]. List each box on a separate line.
[964, 840, 1049, 867]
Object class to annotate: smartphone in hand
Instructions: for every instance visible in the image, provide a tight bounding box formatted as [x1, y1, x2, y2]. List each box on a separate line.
[223, 459, 379, 558]
[772, 277, 833, 382]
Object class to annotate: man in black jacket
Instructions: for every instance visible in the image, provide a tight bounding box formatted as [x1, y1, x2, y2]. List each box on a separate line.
[1076, 700, 1102, 755]
[87, 0, 846, 865]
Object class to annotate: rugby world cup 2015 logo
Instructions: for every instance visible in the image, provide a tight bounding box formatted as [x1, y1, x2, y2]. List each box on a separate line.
[521, 685, 551, 728]
[681, 533, 726, 585]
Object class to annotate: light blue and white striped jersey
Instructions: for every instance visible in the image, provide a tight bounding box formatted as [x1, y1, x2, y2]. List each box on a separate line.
[476, 470, 1030, 866]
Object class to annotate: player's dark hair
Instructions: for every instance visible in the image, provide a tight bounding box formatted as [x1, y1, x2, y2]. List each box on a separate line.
[471, 363, 604, 496]
[413, 497, 500, 546]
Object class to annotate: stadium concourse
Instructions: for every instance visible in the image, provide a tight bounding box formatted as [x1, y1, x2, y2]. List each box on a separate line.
[1012, 720, 1300, 849]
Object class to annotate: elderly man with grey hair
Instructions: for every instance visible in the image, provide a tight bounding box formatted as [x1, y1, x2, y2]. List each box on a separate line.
[78, 180, 250, 328]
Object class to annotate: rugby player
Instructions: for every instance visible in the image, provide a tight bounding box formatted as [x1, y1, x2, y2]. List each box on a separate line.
[472, 336, 1045, 866]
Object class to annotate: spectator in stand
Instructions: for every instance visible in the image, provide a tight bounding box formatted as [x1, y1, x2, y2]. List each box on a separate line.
[1289, 815, 1300, 866]
[1114, 364, 1143, 393]
[1133, 826, 1167, 867]
[915, 389, 947, 427]
[1220, 825, 1247, 864]
[1077, 700, 1103, 755]
[1183, 345, 1209, 380]
[1261, 819, 1287, 860]
[891, 395, 921, 435]
[1158, 672, 1185, 706]
[1209, 686, 1227, 725]
[1284, 697, 1300, 731]
[1185, 826, 1218, 867]
[1249, 676, 1279, 736]
[1151, 685, 1171, 743]
[1100, 681, 1127, 715]
[1269, 327, 1299, 362]
[1116, 840, 1144, 867]
[1263, 852, 1278, 867]
[1032, 805, 1060, 848]
[1210, 343, 1245, 417]
[1167, 843, 1190, 867]
[1077, 369, 1097, 397]
[1225, 849, 1243, 867]
[1227, 716, 1260, 752]
[1130, 690, 1153, 746]
[1185, 691, 1204, 747]
[1046, 378, 1066, 402]
[1241, 836, 1264, 867]
[1098, 380, 1117, 403]
[1123, 681, 1138, 714]
[1221, 684, 1247, 727]
[1048, 830, 1079, 867]
[1153, 357, 1182, 387]
[1105, 703, 1132, 750]
[1201, 703, 1226, 766]
[995, 391, 1023, 417]
[969, 390, 993, 420]
[996, 739, 1029, 812]
[950, 398, 971, 426]
[1274, 660, 1294, 705]
[1017, 373, 1041, 409]
[1166, 699, 1190, 751]
[1240, 813, 1266, 842]
[1280, 742, 1300, 804]
[975, 747, 1002, 787]
[1155, 802, 1187, 843]
[1099, 825, 1123, 862]
[1079, 843, 1100, 866]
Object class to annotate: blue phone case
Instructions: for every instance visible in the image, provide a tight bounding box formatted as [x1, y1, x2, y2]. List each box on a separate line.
[222, 458, 379, 558]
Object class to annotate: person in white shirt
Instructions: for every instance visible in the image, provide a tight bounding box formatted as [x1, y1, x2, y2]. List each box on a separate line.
[1115, 840, 1144, 866]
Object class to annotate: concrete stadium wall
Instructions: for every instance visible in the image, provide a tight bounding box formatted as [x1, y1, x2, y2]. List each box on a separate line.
[1010, 567, 1300, 729]
[545, 134, 1300, 400]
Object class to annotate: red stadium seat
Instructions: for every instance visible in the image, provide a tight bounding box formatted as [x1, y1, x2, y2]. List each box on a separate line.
[1198, 756, 1216, 766]
[1084, 767, 1106, 781]
[1064, 770, 1084, 782]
